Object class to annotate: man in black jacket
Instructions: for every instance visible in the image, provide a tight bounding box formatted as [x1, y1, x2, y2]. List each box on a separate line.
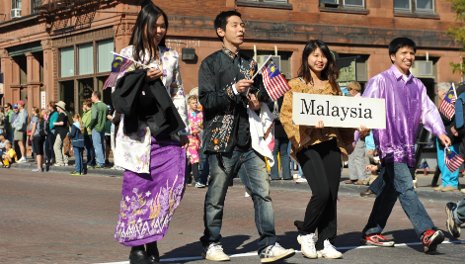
[198, 10, 294, 263]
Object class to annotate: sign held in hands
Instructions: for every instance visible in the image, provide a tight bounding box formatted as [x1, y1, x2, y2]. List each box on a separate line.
[292, 93, 386, 129]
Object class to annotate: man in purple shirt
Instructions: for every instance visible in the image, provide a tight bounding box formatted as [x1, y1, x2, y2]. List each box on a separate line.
[360, 37, 451, 253]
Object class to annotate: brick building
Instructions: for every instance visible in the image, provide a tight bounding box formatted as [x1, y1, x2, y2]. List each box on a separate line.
[0, 0, 463, 114]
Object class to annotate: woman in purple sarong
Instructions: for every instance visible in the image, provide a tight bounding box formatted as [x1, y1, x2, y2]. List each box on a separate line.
[112, 2, 189, 264]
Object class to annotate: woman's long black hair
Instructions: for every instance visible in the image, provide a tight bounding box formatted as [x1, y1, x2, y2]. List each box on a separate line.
[129, 3, 168, 63]
[297, 39, 339, 85]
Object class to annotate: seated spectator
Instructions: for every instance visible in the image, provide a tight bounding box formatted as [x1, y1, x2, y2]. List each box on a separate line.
[0, 133, 6, 156]
[2, 140, 17, 168]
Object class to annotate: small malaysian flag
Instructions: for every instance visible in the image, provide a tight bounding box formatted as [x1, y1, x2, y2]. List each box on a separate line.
[103, 53, 134, 89]
[439, 86, 456, 120]
[261, 60, 290, 101]
[445, 148, 464, 172]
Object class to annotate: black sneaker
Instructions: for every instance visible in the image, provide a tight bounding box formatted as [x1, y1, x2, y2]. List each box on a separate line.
[446, 202, 461, 238]
[421, 230, 444, 253]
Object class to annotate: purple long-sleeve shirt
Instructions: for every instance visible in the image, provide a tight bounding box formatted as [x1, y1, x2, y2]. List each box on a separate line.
[363, 65, 445, 167]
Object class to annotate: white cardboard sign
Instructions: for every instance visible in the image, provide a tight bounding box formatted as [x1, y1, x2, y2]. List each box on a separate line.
[292, 92, 386, 129]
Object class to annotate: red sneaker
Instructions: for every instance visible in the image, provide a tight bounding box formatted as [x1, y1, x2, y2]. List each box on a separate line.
[421, 230, 444, 253]
[361, 234, 395, 247]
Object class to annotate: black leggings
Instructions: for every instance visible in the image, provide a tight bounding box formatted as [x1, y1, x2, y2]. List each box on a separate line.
[296, 139, 342, 250]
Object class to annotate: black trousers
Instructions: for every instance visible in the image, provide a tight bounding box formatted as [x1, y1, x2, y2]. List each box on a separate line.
[296, 139, 341, 250]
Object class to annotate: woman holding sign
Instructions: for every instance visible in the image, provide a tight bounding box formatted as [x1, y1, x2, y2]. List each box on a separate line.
[280, 39, 355, 259]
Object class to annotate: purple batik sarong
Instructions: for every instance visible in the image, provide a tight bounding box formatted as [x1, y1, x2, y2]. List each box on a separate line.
[114, 137, 186, 246]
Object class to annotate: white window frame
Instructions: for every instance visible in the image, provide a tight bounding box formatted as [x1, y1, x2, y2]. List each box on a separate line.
[394, 0, 435, 13]
[415, 0, 435, 12]
[321, 0, 365, 8]
[343, 0, 365, 7]
[11, 0, 22, 9]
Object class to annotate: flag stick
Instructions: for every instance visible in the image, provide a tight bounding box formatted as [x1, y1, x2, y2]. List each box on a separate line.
[252, 55, 272, 80]
[452, 82, 458, 99]
[111, 51, 157, 70]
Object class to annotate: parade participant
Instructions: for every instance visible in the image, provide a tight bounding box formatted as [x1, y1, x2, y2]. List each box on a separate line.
[112, 3, 188, 264]
[360, 37, 450, 253]
[198, 10, 294, 263]
[280, 39, 355, 259]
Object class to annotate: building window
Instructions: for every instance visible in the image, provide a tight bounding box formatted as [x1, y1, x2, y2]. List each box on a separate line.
[240, 0, 288, 3]
[320, 0, 365, 8]
[12, 0, 22, 9]
[236, 0, 292, 9]
[31, 0, 41, 14]
[394, 0, 434, 13]
[60, 47, 74, 78]
[97, 39, 114, 73]
[78, 43, 94, 75]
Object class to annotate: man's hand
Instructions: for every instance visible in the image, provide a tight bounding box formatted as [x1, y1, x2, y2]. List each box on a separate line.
[439, 134, 451, 147]
[235, 79, 254, 93]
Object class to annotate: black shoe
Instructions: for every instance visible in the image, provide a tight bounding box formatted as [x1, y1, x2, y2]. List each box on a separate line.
[360, 188, 375, 197]
[147, 241, 159, 263]
[45, 164, 50, 172]
[129, 249, 150, 264]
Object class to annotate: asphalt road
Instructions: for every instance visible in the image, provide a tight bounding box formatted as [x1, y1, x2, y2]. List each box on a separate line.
[1, 167, 465, 264]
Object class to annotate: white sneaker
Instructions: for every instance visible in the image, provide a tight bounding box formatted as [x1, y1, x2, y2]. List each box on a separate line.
[295, 177, 307, 183]
[259, 242, 295, 263]
[317, 240, 343, 259]
[203, 243, 230, 261]
[17, 157, 27, 163]
[297, 233, 317, 258]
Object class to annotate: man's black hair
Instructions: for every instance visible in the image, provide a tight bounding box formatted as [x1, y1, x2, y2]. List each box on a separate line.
[214, 10, 242, 41]
[388, 37, 416, 56]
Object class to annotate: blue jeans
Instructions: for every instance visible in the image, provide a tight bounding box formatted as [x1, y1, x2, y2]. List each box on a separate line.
[91, 129, 105, 166]
[271, 137, 291, 180]
[201, 149, 277, 252]
[84, 133, 95, 166]
[454, 198, 465, 225]
[73, 146, 84, 173]
[363, 162, 435, 238]
[198, 151, 209, 185]
[436, 139, 460, 188]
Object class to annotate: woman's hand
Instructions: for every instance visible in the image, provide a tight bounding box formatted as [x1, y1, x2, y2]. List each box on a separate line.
[315, 120, 324, 129]
[146, 67, 163, 81]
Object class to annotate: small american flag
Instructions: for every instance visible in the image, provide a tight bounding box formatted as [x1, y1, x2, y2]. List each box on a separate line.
[439, 86, 456, 120]
[445, 148, 464, 172]
[261, 60, 290, 101]
[103, 53, 133, 89]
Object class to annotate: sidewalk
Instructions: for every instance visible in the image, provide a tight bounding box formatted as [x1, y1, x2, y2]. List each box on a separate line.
[9, 159, 465, 202]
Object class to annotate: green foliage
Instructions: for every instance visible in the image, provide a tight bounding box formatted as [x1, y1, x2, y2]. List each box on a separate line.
[449, 0, 465, 74]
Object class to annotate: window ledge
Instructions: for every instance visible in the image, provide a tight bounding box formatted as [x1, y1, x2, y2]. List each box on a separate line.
[394, 10, 439, 19]
[319, 6, 369, 15]
[236, 1, 293, 10]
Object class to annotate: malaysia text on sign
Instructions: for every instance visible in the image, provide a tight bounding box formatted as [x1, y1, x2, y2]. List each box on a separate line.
[292, 92, 386, 129]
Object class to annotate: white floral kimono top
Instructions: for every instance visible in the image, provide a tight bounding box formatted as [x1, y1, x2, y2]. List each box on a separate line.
[113, 45, 188, 173]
